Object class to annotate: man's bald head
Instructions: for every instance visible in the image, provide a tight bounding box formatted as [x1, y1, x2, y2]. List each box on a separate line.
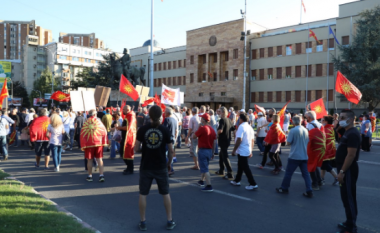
[123, 105, 131, 114]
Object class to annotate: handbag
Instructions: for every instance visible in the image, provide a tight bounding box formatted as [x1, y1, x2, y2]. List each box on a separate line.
[113, 131, 122, 142]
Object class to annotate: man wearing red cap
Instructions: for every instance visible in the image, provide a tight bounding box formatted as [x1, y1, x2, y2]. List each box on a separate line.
[193, 113, 217, 192]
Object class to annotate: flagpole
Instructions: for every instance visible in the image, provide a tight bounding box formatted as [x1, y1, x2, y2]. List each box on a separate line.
[149, 0, 154, 97]
[326, 23, 330, 111]
[300, 0, 302, 24]
[349, 16, 353, 109]
[242, 0, 247, 110]
[305, 24, 310, 111]
[334, 26, 337, 112]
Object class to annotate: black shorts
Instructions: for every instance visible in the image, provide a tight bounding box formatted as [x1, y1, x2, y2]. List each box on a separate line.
[34, 141, 50, 157]
[139, 169, 169, 195]
[321, 160, 333, 172]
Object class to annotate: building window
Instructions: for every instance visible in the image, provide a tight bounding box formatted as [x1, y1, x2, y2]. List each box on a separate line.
[233, 49, 238, 59]
[286, 67, 291, 78]
[328, 89, 334, 101]
[276, 91, 282, 102]
[251, 49, 257, 59]
[173, 61, 177, 69]
[305, 90, 311, 101]
[158, 78, 162, 86]
[184, 59, 186, 67]
[260, 48, 264, 58]
[259, 92, 264, 102]
[190, 73, 194, 83]
[199, 93, 203, 97]
[168, 77, 171, 86]
[251, 70, 256, 80]
[329, 38, 335, 50]
[223, 51, 229, 61]
[72, 57, 79, 61]
[221, 92, 226, 96]
[273, 68, 281, 80]
[202, 55, 206, 64]
[268, 47, 273, 57]
[277, 46, 282, 56]
[210, 92, 215, 97]
[163, 62, 166, 70]
[84, 51, 88, 55]
[295, 91, 301, 102]
[178, 60, 182, 67]
[168, 61, 171, 69]
[202, 73, 207, 82]
[158, 63, 162, 71]
[162, 78, 166, 85]
[316, 40, 323, 52]
[154, 64, 157, 71]
[268, 68, 273, 79]
[316, 64, 323, 76]
[259, 69, 264, 80]
[233, 69, 238, 79]
[316, 90, 322, 99]
[212, 54, 217, 63]
[213, 72, 217, 82]
[154, 79, 157, 87]
[306, 65, 312, 77]
[342, 36, 349, 45]
[286, 91, 291, 101]
[60, 56, 67, 60]
[267, 92, 273, 102]
[177, 76, 181, 85]
[296, 66, 301, 78]
[224, 71, 228, 81]
[296, 43, 302, 54]
[251, 92, 256, 102]
[183, 76, 186, 85]
[306, 42, 312, 53]
[286, 45, 292, 56]
[329, 63, 334, 76]
[190, 55, 194, 64]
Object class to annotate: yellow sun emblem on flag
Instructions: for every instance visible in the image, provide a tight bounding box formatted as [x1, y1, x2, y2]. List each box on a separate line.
[39, 120, 49, 133]
[341, 81, 352, 95]
[124, 84, 133, 94]
[313, 105, 322, 113]
[81, 118, 102, 142]
[57, 93, 67, 100]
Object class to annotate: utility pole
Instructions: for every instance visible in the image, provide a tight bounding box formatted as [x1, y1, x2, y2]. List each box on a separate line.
[149, 0, 154, 97]
[242, 0, 247, 110]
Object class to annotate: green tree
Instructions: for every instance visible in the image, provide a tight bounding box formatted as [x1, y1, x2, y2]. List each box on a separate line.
[30, 67, 60, 104]
[70, 67, 93, 90]
[13, 81, 31, 108]
[333, 6, 380, 111]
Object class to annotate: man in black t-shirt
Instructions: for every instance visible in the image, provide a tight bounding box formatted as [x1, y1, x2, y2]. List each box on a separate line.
[134, 105, 176, 231]
[136, 107, 147, 130]
[335, 109, 360, 233]
[215, 106, 235, 179]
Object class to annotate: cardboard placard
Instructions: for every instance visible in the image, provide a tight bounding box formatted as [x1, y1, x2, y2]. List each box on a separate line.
[94, 86, 111, 107]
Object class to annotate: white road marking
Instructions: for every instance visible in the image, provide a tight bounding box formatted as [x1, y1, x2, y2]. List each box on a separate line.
[169, 178, 262, 203]
[357, 160, 380, 166]
[230, 161, 301, 175]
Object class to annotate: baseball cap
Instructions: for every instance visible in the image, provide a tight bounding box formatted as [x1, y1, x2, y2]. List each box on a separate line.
[258, 112, 263, 116]
[240, 109, 246, 113]
[201, 113, 210, 122]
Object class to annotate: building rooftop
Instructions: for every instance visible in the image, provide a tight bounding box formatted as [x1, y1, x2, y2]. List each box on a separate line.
[142, 39, 160, 47]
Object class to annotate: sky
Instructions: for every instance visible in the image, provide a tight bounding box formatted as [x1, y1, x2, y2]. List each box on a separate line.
[3, 0, 357, 53]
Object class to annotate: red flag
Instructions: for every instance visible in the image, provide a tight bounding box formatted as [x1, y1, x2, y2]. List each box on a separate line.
[254, 104, 265, 113]
[309, 98, 327, 119]
[9, 131, 16, 145]
[142, 97, 155, 107]
[80, 116, 108, 150]
[0, 78, 9, 105]
[29, 116, 50, 142]
[162, 89, 176, 103]
[278, 100, 291, 128]
[121, 111, 137, 160]
[50, 91, 70, 102]
[301, 0, 306, 13]
[208, 72, 213, 78]
[119, 74, 139, 101]
[264, 123, 286, 145]
[307, 125, 326, 172]
[120, 98, 126, 120]
[335, 71, 362, 104]
[309, 29, 321, 44]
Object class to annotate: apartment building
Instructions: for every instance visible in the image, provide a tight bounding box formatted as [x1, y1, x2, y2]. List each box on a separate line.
[59, 33, 104, 49]
[249, 0, 380, 112]
[0, 20, 52, 60]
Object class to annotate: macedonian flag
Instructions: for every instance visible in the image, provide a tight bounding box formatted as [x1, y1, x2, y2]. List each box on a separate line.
[50, 91, 70, 102]
[370, 116, 376, 133]
[120, 74, 139, 101]
[162, 89, 176, 103]
[309, 98, 327, 120]
[0, 78, 9, 105]
[80, 116, 108, 150]
[323, 124, 336, 161]
[309, 29, 321, 44]
[307, 125, 326, 172]
[264, 123, 286, 145]
[29, 116, 50, 142]
[8, 131, 16, 145]
[335, 71, 362, 104]
[122, 111, 137, 160]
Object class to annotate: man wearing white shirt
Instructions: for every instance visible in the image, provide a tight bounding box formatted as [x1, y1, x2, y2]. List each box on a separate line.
[230, 112, 258, 191]
[25, 108, 36, 125]
[256, 112, 267, 155]
[248, 109, 255, 126]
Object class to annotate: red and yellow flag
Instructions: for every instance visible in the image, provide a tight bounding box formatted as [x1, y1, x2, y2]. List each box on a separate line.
[119, 74, 139, 101]
[264, 123, 286, 145]
[8, 131, 16, 145]
[370, 116, 376, 133]
[80, 116, 108, 150]
[278, 100, 291, 128]
[307, 125, 326, 172]
[208, 72, 213, 78]
[122, 111, 137, 160]
[301, 0, 306, 13]
[309, 29, 321, 44]
[0, 78, 9, 105]
[50, 91, 70, 102]
[29, 116, 50, 142]
[309, 98, 327, 119]
[254, 104, 265, 113]
[335, 71, 362, 104]
[323, 124, 336, 161]
[162, 89, 176, 103]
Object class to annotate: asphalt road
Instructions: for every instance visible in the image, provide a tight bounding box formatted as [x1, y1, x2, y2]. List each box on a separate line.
[1, 143, 380, 233]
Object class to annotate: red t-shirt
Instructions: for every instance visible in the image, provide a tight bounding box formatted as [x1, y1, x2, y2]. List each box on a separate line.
[195, 125, 216, 149]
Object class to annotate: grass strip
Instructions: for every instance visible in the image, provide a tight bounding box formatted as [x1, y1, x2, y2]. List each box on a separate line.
[0, 170, 94, 233]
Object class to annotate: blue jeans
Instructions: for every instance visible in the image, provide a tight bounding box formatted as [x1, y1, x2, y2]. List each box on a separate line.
[50, 144, 62, 168]
[281, 158, 312, 192]
[69, 129, 75, 148]
[256, 137, 265, 152]
[110, 140, 120, 158]
[166, 144, 175, 172]
[0, 136, 8, 157]
[214, 140, 219, 154]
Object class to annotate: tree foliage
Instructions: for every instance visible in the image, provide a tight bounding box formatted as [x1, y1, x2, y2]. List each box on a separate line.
[333, 6, 380, 111]
[13, 81, 30, 108]
[31, 67, 60, 103]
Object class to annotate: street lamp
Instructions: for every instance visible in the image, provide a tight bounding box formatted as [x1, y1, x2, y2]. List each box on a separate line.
[240, 0, 248, 110]
[44, 47, 57, 94]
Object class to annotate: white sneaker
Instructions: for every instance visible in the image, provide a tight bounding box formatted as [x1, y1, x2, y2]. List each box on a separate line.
[230, 181, 241, 186]
[54, 167, 60, 172]
[245, 185, 258, 190]
[62, 150, 65, 153]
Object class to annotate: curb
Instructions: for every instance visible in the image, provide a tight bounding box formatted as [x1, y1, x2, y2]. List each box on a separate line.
[2, 174, 101, 233]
